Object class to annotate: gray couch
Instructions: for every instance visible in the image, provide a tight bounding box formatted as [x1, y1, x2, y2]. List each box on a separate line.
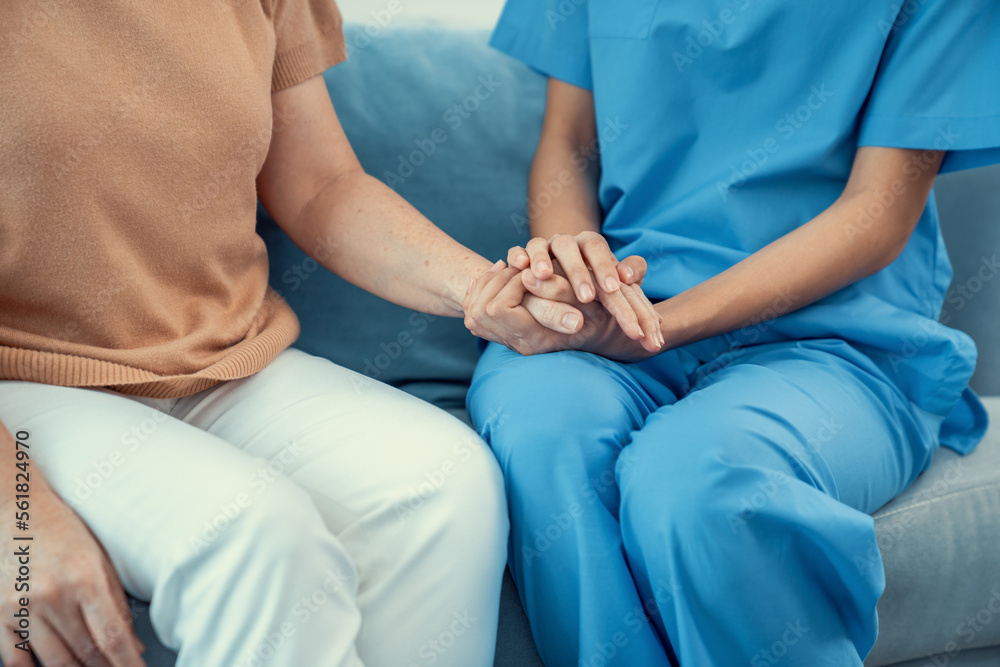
[36, 27, 1000, 667]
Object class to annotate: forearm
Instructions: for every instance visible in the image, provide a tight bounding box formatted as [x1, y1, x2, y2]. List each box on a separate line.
[280, 169, 493, 318]
[528, 130, 602, 238]
[528, 78, 603, 239]
[656, 149, 941, 348]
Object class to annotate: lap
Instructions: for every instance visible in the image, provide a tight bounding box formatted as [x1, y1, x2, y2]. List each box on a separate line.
[473, 339, 935, 514]
[172, 348, 500, 528]
[0, 347, 502, 595]
[0, 379, 315, 599]
[621, 339, 937, 513]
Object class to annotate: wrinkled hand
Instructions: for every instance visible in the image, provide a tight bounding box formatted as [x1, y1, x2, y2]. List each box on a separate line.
[0, 464, 145, 667]
[464, 261, 586, 355]
[507, 232, 657, 344]
[463, 260, 663, 362]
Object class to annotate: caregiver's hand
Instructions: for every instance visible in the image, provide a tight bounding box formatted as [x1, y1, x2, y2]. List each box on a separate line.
[517, 263, 664, 356]
[464, 262, 663, 360]
[507, 233, 654, 341]
[508, 231, 644, 293]
[0, 433, 146, 667]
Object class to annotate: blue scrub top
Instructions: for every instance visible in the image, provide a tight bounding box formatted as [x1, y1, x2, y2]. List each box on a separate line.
[491, 0, 1000, 454]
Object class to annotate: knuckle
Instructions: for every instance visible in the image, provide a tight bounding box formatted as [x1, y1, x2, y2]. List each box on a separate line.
[550, 235, 573, 251]
[33, 581, 61, 609]
[77, 639, 102, 661]
[485, 301, 500, 318]
[98, 624, 130, 654]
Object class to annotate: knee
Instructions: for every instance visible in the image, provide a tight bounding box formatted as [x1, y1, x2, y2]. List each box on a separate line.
[469, 349, 633, 478]
[179, 475, 356, 586]
[617, 432, 794, 548]
[391, 418, 509, 557]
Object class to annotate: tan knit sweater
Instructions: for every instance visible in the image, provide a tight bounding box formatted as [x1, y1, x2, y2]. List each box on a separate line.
[0, 0, 346, 398]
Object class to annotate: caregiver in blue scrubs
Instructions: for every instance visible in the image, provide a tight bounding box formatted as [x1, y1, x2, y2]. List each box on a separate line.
[464, 1, 1000, 665]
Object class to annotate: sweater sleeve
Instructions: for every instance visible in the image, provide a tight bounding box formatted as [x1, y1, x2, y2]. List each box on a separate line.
[270, 0, 347, 92]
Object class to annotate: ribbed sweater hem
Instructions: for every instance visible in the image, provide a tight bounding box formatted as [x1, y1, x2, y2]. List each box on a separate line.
[0, 319, 300, 399]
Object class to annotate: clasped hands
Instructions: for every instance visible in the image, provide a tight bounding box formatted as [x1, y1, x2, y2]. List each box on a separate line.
[463, 232, 664, 362]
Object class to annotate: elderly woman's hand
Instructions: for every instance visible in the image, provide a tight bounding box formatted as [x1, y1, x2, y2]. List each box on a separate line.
[462, 259, 663, 360]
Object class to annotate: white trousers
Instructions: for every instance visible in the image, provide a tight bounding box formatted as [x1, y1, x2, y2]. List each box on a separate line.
[0, 348, 509, 667]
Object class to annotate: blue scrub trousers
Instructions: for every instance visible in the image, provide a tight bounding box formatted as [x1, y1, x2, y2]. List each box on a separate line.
[468, 338, 939, 667]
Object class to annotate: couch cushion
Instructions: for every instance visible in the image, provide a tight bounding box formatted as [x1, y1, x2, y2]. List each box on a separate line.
[257, 26, 543, 412]
[867, 397, 1000, 665]
[935, 165, 1000, 397]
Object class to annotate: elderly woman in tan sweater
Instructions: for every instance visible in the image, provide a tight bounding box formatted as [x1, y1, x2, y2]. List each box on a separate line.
[0, 2, 659, 666]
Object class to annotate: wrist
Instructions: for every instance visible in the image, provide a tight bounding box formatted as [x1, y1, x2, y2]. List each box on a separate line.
[655, 298, 693, 351]
[445, 257, 496, 318]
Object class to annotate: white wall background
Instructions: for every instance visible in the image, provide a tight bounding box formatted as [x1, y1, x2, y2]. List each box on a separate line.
[338, 0, 504, 28]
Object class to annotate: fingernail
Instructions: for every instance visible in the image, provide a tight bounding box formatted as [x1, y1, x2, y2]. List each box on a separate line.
[622, 266, 635, 281]
[561, 313, 581, 331]
[518, 253, 529, 265]
[605, 276, 620, 292]
[579, 284, 594, 301]
[537, 261, 551, 274]
[467, 278, 475, 295]
[523, 272, 539, 287]
[490, 260, 505, 272]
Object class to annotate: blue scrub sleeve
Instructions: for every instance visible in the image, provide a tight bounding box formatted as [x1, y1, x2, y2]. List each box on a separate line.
[858, 2, 1000, 173]
[489, 0, 593, 91]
